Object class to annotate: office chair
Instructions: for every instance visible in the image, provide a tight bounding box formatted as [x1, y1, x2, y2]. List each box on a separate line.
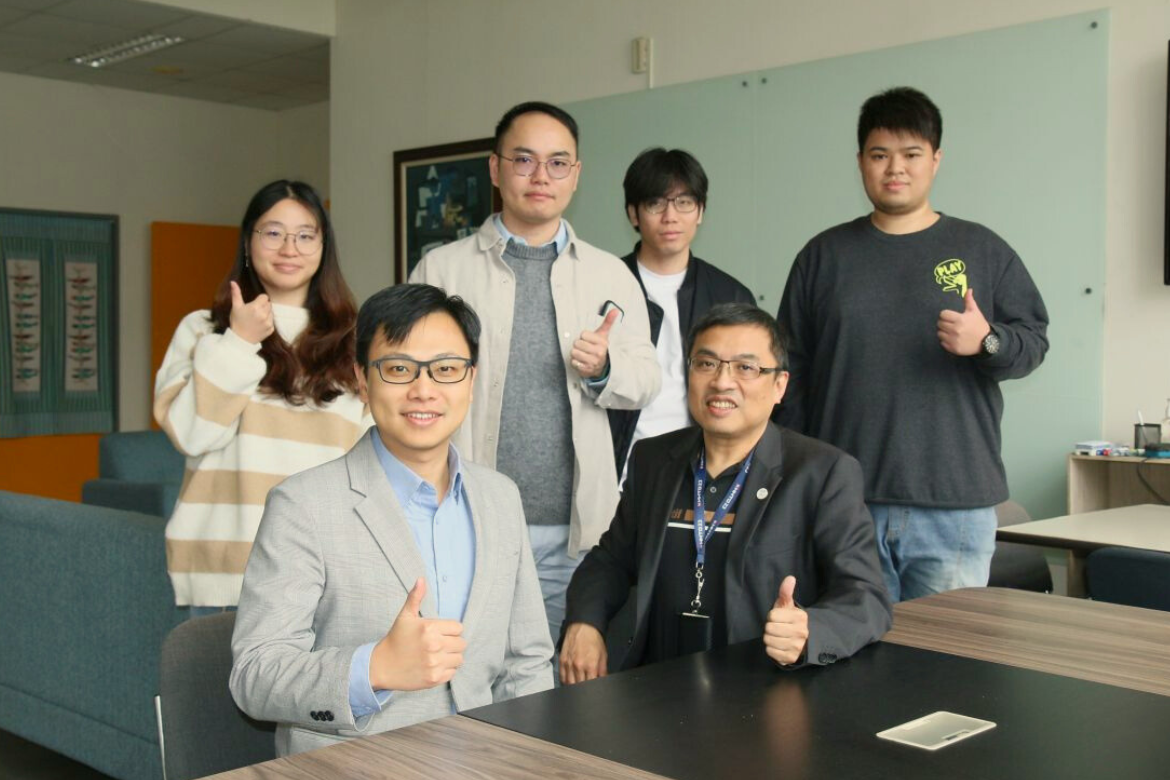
[1086, 547, 1170, 612]
[988, 500, 1052, 593]
[155, 612, 276, 780]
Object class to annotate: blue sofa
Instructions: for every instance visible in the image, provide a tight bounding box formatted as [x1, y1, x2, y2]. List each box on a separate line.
[82, 430, 185, 518]
[0, 489, 185, 780]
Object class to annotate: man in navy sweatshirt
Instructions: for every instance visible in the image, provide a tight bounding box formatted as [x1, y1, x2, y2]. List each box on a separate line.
[774, 86, 1049, 602]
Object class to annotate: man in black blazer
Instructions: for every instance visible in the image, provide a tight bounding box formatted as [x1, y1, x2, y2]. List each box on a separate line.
[561, 303, 891, 682]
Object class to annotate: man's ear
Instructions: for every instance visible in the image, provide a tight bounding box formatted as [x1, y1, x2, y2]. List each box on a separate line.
[626, 204, 640, 233]
[354, 363, 369, 404]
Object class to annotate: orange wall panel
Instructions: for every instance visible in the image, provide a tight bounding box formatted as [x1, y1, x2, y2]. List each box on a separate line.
[150, 222, 238, 427]
[0, 434, 101, 502]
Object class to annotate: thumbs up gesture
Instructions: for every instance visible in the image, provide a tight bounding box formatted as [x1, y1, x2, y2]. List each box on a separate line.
[763, 575, 809, 666]
[570, 307, 620, 379]
[369, 578, 466, 691]
[937, 288, 991, 356]
[228, 280, 275, 344]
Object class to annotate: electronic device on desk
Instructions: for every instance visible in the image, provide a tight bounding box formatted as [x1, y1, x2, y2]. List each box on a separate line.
[1074, 440, 1120, 456]
[1145, 443, 1170, 459]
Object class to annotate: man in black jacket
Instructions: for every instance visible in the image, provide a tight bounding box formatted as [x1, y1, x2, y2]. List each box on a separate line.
[562, 304, 891, 682]
[610, 148, 756, 484]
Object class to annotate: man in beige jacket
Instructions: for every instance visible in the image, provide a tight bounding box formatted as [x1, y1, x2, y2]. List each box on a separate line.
[410, 101, 660, 642]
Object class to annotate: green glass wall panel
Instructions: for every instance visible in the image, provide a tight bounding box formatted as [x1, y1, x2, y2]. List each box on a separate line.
[565, 12, 1108, 519]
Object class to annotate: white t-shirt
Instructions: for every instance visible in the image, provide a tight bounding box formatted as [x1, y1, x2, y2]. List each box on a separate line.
[622, 262, 691, 488]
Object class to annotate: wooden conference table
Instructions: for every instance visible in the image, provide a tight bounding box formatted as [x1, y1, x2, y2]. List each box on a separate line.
[211, 589, 1170, 780]
[997, 503, 1170, 596]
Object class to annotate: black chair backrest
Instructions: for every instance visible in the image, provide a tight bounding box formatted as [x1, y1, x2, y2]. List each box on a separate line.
[157, 612, 276, 780]
[1086, 547, 1170, 612]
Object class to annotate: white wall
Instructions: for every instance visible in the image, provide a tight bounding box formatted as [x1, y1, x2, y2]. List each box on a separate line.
[0, 71, 329, 429]
[330, 0, 1170, 448]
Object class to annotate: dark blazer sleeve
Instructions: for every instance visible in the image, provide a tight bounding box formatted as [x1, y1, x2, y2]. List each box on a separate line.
[799, 452, 892, 667]
[561, 448, 645, 643]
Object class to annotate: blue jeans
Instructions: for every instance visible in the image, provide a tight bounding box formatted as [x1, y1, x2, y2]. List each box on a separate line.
[868, 504, 997, 603]
[527, 525, 582, 646]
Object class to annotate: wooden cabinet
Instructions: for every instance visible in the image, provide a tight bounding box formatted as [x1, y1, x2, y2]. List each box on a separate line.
[1067, 455, 1170, 514]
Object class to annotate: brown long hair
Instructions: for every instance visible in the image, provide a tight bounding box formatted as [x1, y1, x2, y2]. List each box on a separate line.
[209, 180, 358, 405]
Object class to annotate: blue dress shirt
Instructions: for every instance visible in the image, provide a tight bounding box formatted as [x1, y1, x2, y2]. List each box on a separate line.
[348, 433, 476, 719]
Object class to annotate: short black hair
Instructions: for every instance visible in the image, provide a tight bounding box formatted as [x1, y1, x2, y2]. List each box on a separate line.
[355, 284, 481, 367]
[857, 87, 942, 153]
[494, 101, 579, 154]
[687, 303, 788, 371]
[623, 148, 708, 231]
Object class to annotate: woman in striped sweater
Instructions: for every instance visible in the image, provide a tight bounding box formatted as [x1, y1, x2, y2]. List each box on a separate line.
[154, 180, 371, 612]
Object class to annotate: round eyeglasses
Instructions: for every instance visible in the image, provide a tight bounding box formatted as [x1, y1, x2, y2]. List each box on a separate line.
[687, 356, 783, 381]
[642, 195, 699, 214]
[370, 356, 474, 384]
[253, 228, 322, 255]
[497, 154, 578, 180]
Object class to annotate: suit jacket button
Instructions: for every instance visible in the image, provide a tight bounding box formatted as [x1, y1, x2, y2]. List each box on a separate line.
[626, 637, 633, 646]
[310, 711, 318, 720]
[818, 653, 837, 664]
[325, 711, 334, 721]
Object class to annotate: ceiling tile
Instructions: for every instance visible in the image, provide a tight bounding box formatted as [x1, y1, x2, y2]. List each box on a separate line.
[154, 15, 240, 41]
[233, 92, 309, 112]
[0, 52, 40, 72]
[0, 29, 77, 58]
[46, 0, 187, 29]
[159, 39, 272, 69]
[240, 53, 327, 84]
[201, 23, 327, 56]
[106, 52, 221, 80]
[271, 82, 328, 102]
[4, 13, 134, 47]
[0, 6, 31, 24]
[82, 66, 167, 91]
[0, 0, 71, 11]
[200, 68, 301, 93]
[151, 80, 250, 102]
[292, 43, 329, 65]
[21, 59, 99, 80]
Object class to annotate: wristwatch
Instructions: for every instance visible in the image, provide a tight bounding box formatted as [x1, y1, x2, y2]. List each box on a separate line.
[980, 328, 1001, 357]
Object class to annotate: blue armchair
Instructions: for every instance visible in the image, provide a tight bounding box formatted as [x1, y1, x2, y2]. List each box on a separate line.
[82, 431, 185, 517]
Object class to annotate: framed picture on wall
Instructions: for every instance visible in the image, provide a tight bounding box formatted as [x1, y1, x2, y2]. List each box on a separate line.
[393, 137, 502, 283]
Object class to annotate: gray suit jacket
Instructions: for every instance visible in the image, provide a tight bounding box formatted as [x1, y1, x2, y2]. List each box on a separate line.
[229, 430, 554, 756]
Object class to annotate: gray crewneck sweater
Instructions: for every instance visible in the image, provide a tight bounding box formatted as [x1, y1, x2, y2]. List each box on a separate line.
[496, 240, 574, 526]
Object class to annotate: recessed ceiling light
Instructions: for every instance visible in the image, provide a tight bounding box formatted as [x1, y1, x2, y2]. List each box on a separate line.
[67, 34, 185, 69]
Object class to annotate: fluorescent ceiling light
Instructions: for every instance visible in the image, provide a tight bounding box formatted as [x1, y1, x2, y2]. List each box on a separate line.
[68, 34, 185, 69]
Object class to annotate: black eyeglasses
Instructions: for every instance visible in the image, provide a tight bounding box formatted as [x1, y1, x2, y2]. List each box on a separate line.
[497, 153, 578, 179]
[687, 356, 783, 381]
[642, 194, 699, 214]
[369, 356, 474, 384]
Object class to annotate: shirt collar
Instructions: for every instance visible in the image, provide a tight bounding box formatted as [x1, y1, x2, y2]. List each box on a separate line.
[370, 428, 465, 507]
[494, 213, 569, 256]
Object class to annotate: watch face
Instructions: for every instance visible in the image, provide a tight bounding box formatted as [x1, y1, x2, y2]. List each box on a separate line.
[982, 331, 1001, 355]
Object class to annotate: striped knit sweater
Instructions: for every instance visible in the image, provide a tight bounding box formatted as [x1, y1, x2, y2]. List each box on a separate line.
[153, 303, 370, 606]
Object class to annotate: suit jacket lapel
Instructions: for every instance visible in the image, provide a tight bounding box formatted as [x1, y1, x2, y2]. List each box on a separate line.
[725, 423, 786, 640]
[633, 429, 700, 636]
[459, 470, 492, 637]
[348, 431, 437, 617]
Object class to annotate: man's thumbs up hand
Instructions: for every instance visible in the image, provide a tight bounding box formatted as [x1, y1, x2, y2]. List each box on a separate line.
[764, 575, 809, 666]
[370, 578, 467, 691]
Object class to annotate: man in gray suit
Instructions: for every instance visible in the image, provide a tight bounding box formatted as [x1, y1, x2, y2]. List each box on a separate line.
[230, 284, 554, 756]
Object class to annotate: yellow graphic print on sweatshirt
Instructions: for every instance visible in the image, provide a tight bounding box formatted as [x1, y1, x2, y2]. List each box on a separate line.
[934, 259, 968, 298]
